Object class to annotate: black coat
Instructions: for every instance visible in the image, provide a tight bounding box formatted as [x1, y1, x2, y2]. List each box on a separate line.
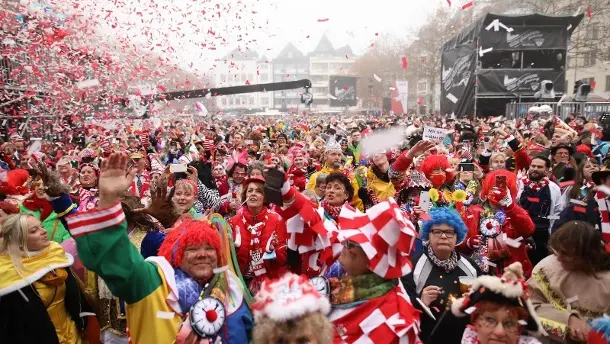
[0, 268, 92, 344]
[401, 251, 482, 344]
[551, 195, 600, 233]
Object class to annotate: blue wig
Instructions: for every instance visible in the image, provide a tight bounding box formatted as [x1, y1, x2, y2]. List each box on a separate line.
[420, 207, 468, 244]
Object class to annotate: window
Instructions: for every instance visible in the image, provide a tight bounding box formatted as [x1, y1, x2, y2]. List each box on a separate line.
[586, 24, 599, 40]
[241, 74, 246, 82]
[261, 74, 268, 82]
[249, 97, 254, 105]
[222, 98, 227, 105]
[583, 50, 597, 67]
[287, 52, 293, 58]
[233, 74, 239, 82]
[260, 64, 268, 70]
[417, 81, 428, 93]
[229, 97, 234, 105]
[248, 74, 253, 82]
[606, 75, 610, 91]
[261, 98, 269, 105]
[220, 74, 226, 82]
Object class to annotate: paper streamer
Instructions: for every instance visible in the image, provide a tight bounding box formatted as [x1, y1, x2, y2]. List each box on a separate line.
[76, 79, 100, 89]
[446, 93, 458, 104]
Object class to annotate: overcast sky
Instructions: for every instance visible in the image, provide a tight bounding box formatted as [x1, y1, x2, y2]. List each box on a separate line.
[57, 0, 442, 77]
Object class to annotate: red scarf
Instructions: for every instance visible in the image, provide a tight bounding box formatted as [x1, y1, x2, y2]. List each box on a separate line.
[321, 201, 342, 222]
[22, 194, 53, 222]
[594, 187, 610, 253]
[521, 176, 550, 192]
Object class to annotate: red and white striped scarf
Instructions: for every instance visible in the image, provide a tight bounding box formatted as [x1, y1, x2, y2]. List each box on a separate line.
[521, 176, 550, 192]
[594, 186, 610, 251]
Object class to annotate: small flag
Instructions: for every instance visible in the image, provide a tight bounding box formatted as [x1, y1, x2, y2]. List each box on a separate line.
[586, 7, 592, 19]
[401, 56, 408, 70]
[462, 1, 473, 10]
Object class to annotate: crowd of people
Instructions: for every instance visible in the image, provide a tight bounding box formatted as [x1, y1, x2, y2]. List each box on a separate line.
[1, 108, 610, 344]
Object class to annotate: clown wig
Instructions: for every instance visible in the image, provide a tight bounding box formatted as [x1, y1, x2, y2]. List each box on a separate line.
[420, 207, 468, 244]
[480, 170, 518, 201]
[420, 155, 452, 179]
[158, 219, 222, 268]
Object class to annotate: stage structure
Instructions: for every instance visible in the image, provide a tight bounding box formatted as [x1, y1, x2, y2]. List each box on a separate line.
[440, 13, 583, 117]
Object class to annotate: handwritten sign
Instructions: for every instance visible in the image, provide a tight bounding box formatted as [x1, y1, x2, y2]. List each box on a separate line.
[423, 127, 447, 141]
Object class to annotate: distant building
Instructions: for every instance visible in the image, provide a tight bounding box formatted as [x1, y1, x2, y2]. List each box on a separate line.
[272, 43, 309, 110]
[211, 48, 273, 111]
[308, 35, 356, 110]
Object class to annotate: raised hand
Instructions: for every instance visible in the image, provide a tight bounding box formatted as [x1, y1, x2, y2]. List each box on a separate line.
[99, 153, 136, 208]
[133, 179, 180, 229]
[38, 162, 70, 198]
[406, 140, 436, 160]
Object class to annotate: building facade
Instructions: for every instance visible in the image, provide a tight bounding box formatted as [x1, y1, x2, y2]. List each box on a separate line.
[308, 35, 355, 110]
[212, 49, 273, 111]
[271, 43, 309, 110]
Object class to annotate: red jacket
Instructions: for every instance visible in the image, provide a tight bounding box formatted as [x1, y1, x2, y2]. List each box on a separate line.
[461, 202, 535, 277]
[229, 206, 288, 282]
[287, 165, 307, 191]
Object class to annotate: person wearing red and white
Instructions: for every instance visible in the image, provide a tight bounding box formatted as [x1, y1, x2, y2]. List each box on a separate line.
[252, 273, 333, 344]
[287, 149, 307, 191]
[128, 152, 150, 199]
[278, 170, 421, 344]
[229, 176, 287, 295]
[516, 155, 564, 267]
[461, 170, 536, 277]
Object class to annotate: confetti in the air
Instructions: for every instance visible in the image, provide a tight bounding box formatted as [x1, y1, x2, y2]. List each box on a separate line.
[317, 18, 329, 22]
[587, 8, 592, 19]
[373, 74, 382, 82]
[462, 1, 473, 10]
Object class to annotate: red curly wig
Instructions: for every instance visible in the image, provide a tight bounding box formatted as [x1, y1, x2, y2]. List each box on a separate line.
[480, 170, 518, 201]
[158, 219, 221, 268]
[420, 155, 452, 179]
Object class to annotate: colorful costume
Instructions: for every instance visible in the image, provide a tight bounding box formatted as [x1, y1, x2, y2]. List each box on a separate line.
[229, 206, 288, 294]
[461, 170, 535, 276]
[280, 183, 421, 343]
[0, 242, 91, 344]
[58, 199, 252, 343]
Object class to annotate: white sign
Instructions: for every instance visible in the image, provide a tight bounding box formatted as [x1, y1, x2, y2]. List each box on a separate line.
[423, 126, 447, 141]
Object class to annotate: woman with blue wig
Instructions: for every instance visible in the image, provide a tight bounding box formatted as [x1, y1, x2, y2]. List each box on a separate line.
[401, 207, 483, 344]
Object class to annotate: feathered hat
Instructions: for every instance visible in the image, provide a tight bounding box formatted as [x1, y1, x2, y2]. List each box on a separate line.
[451, 262, 546, 336]
[251, 273, 330, 322]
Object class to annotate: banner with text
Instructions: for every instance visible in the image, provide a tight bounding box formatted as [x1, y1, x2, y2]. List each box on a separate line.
[329, 76, 358, 107]
[477, 69, 565, 96]
[481, 26, 568, 51]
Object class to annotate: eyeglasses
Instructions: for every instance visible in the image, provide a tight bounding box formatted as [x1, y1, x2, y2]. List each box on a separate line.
[477, 315, 520, 334]
[430, 229, 456, 238]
